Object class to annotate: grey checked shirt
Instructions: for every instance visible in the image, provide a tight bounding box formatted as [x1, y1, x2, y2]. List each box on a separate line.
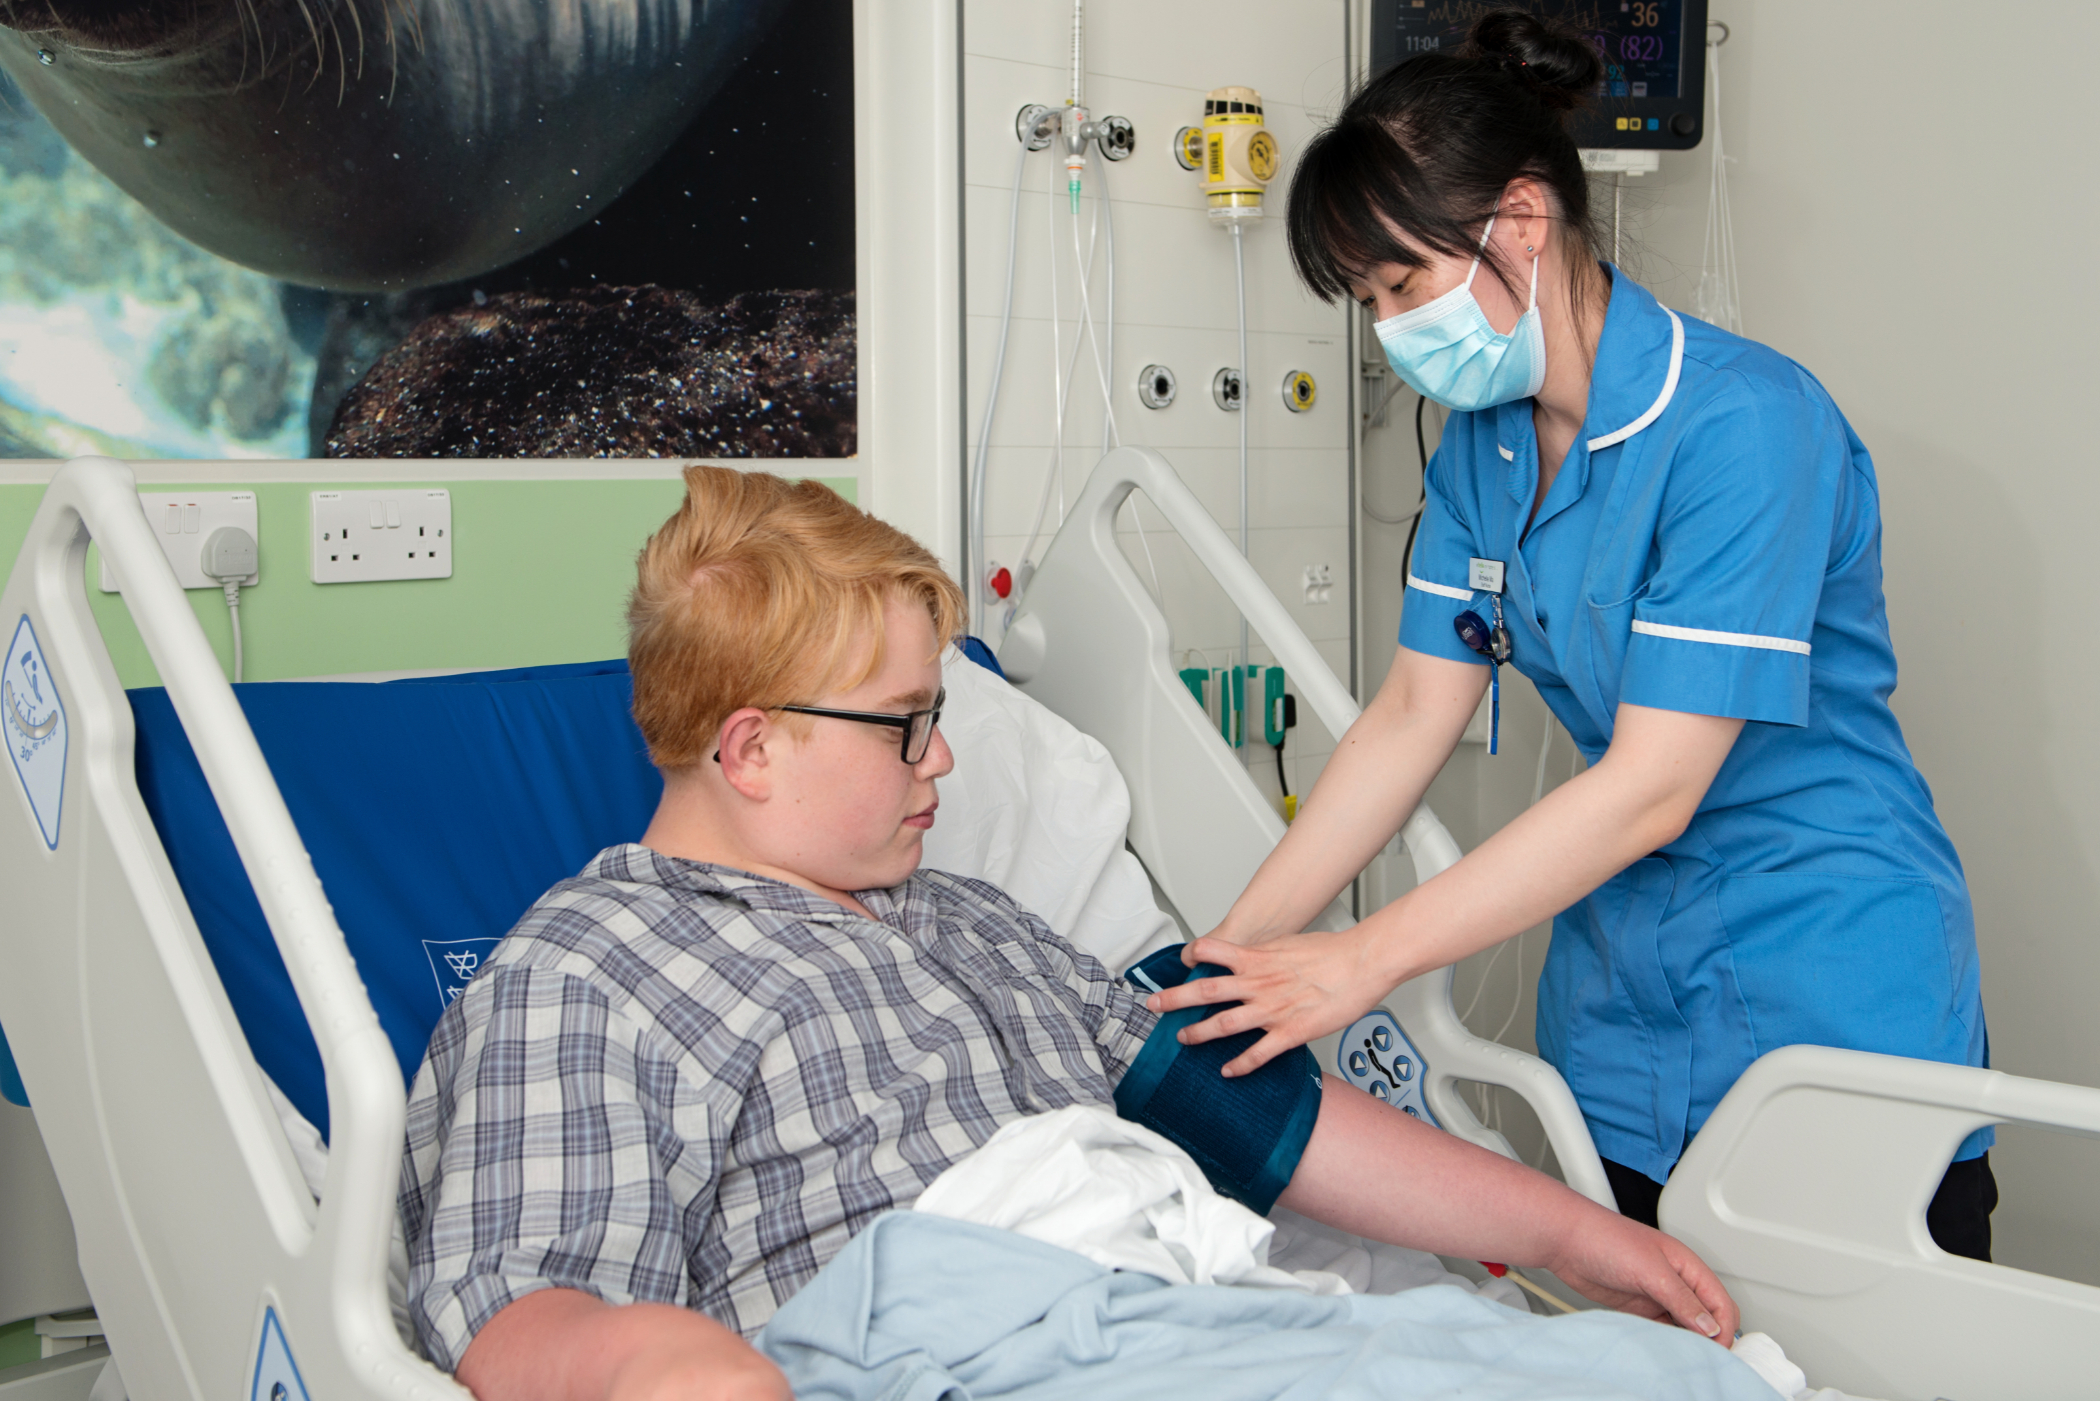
[398, 844, 1157, 1366]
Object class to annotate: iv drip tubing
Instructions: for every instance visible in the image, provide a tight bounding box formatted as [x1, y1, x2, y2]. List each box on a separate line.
[968, 140, 1032, 632]
[1019, 167, 1102, 573]
[1076, 161, 1163, 606]
[1233, 220, 1251, 762]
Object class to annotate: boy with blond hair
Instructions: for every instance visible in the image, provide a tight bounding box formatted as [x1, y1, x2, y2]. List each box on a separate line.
[399, 467, 1736, 1401]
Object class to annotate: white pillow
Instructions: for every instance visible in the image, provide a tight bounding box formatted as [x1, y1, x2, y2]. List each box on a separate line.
[923, 648, 1180, 974]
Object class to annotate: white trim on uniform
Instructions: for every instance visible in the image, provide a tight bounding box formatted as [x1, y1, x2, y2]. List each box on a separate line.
[1588, 309, 1685, 451]
[1406, 573, 1474, 602]
[1497, 444, 1515, 461]
[1630, 619, 1811, 655]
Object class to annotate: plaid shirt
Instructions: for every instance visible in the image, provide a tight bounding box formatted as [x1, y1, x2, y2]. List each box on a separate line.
[398, 844, 1157, 1365]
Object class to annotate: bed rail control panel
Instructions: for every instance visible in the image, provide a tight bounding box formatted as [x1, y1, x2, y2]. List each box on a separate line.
[1336, 1009, 1437, 1126]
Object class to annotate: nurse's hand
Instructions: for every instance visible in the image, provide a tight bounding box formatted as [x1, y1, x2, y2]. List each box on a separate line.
[1545, 1214, 1740, 1343]
[1143, 928, 1392, 1076]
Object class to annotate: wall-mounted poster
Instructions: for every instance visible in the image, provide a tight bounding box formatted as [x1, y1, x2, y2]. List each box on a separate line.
[0, 0, 854, 460]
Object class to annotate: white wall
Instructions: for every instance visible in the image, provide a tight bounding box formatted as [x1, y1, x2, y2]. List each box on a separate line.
[1356, 0, 2100, 1279]
[963, 1, 1357, 814]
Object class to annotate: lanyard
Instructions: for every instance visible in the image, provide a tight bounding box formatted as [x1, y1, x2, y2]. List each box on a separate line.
[1453, 559, 1512, 755]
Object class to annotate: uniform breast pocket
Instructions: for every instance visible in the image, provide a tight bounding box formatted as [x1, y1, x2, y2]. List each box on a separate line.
[1717, 872, 1965, 1061]
[1582, 588, 1646, 713]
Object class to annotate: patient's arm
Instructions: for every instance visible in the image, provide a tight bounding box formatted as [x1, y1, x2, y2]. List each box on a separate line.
[456, 1288, 789, 1401]
[1277, 1078, 1738, 1341]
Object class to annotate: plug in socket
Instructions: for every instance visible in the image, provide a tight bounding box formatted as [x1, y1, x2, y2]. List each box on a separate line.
[99, 491, 260, 592]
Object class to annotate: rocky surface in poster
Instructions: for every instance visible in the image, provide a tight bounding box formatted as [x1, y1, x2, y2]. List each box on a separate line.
[325, 288, 855, 459]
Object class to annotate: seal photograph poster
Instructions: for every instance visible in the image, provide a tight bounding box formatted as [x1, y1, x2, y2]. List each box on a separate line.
[0, 0, 854, 461]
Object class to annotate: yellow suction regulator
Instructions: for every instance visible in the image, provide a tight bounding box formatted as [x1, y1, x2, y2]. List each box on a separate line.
[1174, 86, 1276, 223]
[1282, 369, 1317, 412]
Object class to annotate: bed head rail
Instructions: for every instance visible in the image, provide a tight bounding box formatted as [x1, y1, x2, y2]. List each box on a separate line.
[0, 457, 464, 1401]
[997, 445, 1614, 1209]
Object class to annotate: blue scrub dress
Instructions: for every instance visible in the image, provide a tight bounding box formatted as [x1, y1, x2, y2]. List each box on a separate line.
[1399, 269, 1990, 1184]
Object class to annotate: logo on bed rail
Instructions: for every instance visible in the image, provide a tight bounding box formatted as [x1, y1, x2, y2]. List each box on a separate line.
[249, 1306, 311, 1401]
[424, 938, 502, 1011]
[5, 616, 67, 850]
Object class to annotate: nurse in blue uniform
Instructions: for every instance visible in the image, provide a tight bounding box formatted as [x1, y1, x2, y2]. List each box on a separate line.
[1144, 9, 1996, 1255]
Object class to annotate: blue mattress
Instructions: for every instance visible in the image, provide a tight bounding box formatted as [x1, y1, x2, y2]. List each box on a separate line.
[128, 661, 663, 1139]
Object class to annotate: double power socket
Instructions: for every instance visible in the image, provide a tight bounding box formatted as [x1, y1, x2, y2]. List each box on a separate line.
[100, 489, 455, 593]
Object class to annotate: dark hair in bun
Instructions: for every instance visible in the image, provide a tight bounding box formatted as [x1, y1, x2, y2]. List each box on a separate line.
[1464, 8, 1605, 111]
[1286, 8, 1605, 317]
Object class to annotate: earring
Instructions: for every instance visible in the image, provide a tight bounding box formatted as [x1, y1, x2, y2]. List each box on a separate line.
[1525, 245, 1534, 253]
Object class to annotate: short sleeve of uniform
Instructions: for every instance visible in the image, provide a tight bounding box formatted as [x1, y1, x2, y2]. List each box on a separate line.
[1396, 449, 1491, 667]
[1619, 374, 1848, 726]
[400, 966, 715, 1372]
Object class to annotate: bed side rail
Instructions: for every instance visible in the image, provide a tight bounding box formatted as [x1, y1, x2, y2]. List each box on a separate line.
[997, 445, 1613, 1209]
[0, 457, 464, 1401]
[1660, 1044, 2100, 1401]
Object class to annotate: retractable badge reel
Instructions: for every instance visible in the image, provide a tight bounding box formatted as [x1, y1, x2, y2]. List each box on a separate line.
[1453, 558, 1510, 755]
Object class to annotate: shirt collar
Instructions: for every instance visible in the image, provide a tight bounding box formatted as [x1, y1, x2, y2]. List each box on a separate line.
[1579, 265, 1683, 451]
[589, 843, 933, 935]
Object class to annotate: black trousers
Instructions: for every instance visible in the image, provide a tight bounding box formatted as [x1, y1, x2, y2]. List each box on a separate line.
[1601, 1153, 1998, 1262]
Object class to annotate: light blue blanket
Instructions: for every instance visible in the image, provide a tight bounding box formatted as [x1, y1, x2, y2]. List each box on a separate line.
[758, 1213, 1776, 1401]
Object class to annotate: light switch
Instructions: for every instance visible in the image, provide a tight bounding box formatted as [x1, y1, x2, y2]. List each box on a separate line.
[385, 500, 402, 528]
[183, 504, 202, 533]
[162, 504, 180, 534]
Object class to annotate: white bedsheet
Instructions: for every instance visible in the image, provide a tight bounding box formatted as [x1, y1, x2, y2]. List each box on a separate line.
[912, 1104, 1524, 1309]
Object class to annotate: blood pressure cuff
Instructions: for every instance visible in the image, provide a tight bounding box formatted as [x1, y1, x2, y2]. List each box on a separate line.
[1115, 945, 1324, 1215]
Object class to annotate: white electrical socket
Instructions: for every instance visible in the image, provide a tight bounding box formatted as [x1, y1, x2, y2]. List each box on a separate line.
[311, 490, 453, 584]
[99, 491, 259, 592]
[1301, 563, 1334, 604]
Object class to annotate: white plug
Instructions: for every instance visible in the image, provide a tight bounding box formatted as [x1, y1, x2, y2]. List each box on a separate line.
[201, 526, 258, 683]
[202, 526, 258, 583]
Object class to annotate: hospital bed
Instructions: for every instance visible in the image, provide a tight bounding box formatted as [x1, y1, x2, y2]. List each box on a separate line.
[0, 453, 2094, 1401]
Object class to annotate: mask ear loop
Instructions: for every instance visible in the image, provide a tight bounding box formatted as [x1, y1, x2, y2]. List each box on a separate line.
[1463, 215, 1542, 323]
[1462, 215, 1498, 290]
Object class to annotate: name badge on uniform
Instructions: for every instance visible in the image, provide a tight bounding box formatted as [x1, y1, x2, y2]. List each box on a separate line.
[1468, 558, 1506, 594]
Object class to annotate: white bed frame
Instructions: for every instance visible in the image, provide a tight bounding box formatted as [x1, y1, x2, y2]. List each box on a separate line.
[3, 454, 2097, 1401]
[0, 460, 464, 1401]
[1000, 445, 2100, 1401]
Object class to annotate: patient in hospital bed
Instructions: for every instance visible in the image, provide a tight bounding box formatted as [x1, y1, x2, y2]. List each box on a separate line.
[397, 467, 1756, 1401]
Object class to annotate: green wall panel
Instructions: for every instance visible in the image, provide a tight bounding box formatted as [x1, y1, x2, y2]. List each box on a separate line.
[0, 475, 855, 688]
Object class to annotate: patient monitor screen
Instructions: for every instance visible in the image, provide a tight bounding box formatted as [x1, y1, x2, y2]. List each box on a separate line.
[1369, 1, 1704, 150]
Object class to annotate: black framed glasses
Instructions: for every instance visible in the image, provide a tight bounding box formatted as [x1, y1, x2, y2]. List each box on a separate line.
[778, 686, 946, 764]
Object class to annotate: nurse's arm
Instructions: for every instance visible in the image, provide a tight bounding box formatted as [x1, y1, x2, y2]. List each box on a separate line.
[1205, 644, 1490, 948]
[1156, 702, 1744, 1074]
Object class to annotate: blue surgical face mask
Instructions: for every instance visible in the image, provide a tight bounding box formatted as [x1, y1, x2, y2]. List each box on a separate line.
[1372, 218, 1545, 412]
